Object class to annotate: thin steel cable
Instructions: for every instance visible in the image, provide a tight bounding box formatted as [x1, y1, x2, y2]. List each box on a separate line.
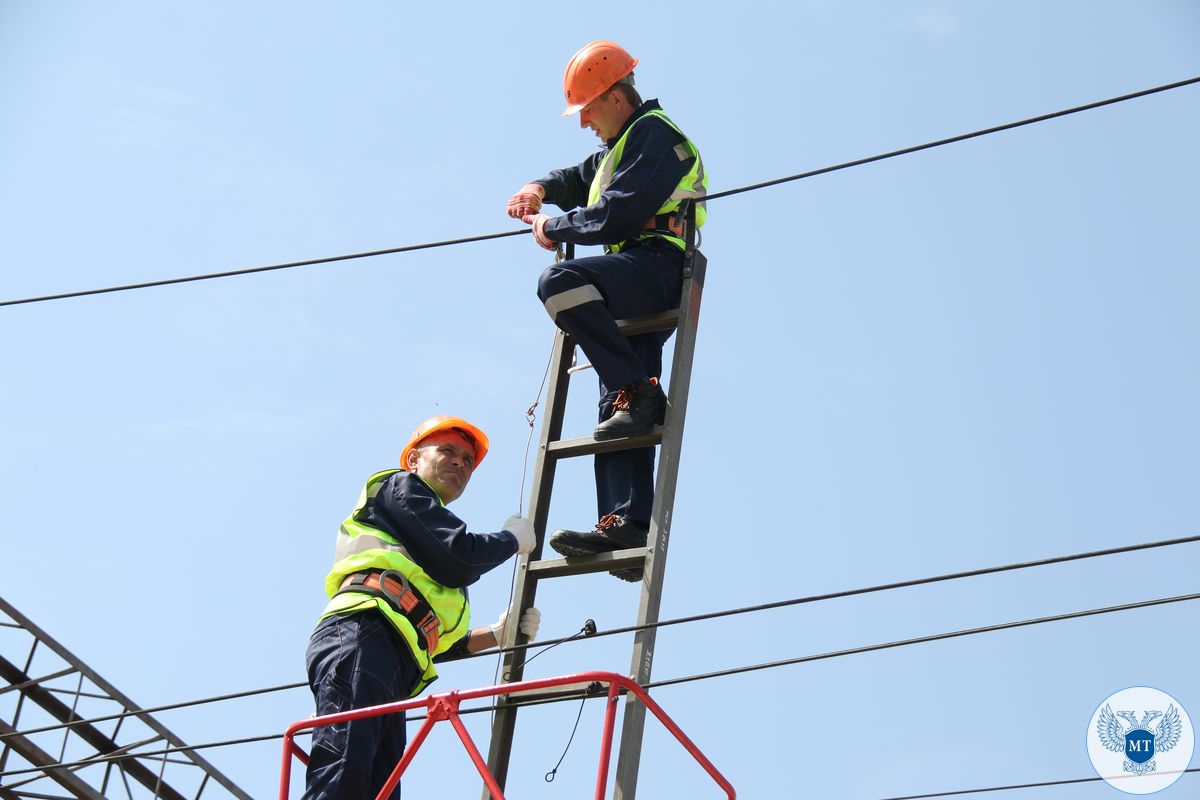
[3, 589, 1197, 781]
[518, 332, 557, 516]
[3, 531, 1197, 743]
[543, 690, 595, 783]
[490, 333, 558, 718]
[3, 75, 1196, 309]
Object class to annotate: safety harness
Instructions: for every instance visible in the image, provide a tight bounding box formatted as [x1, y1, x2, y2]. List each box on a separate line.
[336, 568, 441, 654]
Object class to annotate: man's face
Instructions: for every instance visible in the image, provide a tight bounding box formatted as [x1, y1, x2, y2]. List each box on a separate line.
[405, 430, 477, 504]
[579, 89, 628, 142]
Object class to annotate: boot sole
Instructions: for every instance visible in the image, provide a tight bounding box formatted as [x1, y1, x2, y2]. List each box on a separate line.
[548, 539, 615, 558]
[609, 568, 644, 582]
[592, 422, 662, 441]
[549, 537, 647, 558]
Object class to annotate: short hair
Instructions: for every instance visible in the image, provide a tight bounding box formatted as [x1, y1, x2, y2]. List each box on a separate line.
[610, 73, 642, 108]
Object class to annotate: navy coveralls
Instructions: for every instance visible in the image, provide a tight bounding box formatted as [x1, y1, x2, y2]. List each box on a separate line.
[534, 99, 693, 525]
[303, 471, 518, 800]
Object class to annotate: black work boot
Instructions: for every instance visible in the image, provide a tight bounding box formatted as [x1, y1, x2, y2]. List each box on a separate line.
[593, 378, 666, 441]
[608, 564, 645, 583]
[548, 514, 649, 557]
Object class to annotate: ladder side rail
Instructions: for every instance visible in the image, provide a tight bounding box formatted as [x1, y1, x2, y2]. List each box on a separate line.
[483, 242, 579, 798]
[614, 205, 706, 799]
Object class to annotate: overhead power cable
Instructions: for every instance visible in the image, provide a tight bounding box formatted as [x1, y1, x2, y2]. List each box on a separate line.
[642, 590, 1200, 690]
[0, 230, 528, 308]
[0, 677, 308, 744]
[3, 589, 1196, 782]
[2, 74, 1196, 309]
[3, 531, 1197, 744]
[872, 769, 1200, 800]
[704, 73, 1200, 201]
[470, 532, 1200, 659]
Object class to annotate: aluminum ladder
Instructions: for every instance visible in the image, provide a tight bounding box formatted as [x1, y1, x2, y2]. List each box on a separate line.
[483, 209, 706, 799]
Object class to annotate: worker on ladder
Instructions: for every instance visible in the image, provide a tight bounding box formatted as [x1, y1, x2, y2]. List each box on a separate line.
[507, 40, 707, 579]
[303, 416, 541, 800]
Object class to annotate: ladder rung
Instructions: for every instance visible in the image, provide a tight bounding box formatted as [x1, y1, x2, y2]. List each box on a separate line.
[615, 309, 680, 336]
[527, 547, 649, 579]
[497, 680, 609, 706]
[545, 428, 663, 459]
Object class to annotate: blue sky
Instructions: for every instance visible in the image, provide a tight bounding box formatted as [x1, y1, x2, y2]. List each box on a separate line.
[1, 2, 1198, 797]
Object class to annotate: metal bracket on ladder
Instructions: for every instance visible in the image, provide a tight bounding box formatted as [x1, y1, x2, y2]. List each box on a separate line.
[483, 205, 707, 799]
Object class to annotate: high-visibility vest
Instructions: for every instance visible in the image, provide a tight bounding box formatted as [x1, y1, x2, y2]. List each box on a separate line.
[319, 469, 471, 696]
[587, 108, 707, 254]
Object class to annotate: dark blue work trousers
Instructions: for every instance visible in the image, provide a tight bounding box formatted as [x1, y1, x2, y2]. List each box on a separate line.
[303, 610, 419, 800]
[537, 238, 683, 524]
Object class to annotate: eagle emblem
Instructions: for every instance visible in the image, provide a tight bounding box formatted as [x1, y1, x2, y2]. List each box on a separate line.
[1096, 703, 1184, 776]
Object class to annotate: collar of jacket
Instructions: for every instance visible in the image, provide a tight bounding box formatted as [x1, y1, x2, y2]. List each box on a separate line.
[604, 98, 663, 149]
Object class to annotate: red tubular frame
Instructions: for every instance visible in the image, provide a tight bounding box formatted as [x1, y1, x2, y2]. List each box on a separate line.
[279, 670, 735, 799]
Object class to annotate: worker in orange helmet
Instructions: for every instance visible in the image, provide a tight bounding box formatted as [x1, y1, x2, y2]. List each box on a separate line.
[507, 41, 707, 580]
[303, 416, 539, 799]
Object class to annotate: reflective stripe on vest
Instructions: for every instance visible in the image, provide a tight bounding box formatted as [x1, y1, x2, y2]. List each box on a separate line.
[319, 469, 471, 697]
[587, 108, 708, 254]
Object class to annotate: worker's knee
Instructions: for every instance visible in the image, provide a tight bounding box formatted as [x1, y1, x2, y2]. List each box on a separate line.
[537, 263, 574, 302]
[538, 266, 605, 321]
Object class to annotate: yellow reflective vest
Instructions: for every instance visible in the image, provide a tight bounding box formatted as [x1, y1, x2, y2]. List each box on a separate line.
[587, 107, 708, 254]
[319, 469, 471, 696]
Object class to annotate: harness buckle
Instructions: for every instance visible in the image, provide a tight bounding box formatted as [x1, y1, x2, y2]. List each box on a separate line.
[337, 569, 441, 652]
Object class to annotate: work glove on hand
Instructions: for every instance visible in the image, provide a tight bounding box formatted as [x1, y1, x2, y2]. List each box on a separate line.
[503, 514, 536, 555]
[489, 606, 541, 644]
[522, 213, 556, 251]
[507, 183, 544, 219]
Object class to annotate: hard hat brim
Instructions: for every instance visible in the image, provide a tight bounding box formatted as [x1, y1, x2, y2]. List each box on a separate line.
[401, 416, 490, 470]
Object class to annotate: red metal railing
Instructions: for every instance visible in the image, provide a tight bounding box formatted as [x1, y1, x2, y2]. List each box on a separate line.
[280, 670, 735, 799]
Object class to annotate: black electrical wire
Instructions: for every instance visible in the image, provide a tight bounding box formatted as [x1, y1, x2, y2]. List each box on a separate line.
[0, 230, 529, 308]
[0, 679, 307, 743]
[4, 531, 1197, 744]
[704, 73, 1200, 201]
[643, 590, 1200, 690]
[3, 589, 1196, 782]
[468, 532, 1200, 660]
[872, 768, 1200, 799]
[2, 74, 1196, 309]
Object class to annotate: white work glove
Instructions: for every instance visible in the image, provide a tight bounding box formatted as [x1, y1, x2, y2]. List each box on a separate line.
[489, 606, 541, 643]
[503, 514, 536, 555]
[507, 183, 545, 219]
[522, 213, 556, 251]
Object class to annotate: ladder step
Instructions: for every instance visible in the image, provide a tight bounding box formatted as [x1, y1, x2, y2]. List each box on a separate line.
[545, 428, 663, 459]
[528, 547, 649, 579]
[497, 680, 610, 706]
[616, 309, 679, 336]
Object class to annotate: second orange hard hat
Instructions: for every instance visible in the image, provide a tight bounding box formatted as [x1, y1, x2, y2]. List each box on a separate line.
[400, 415, 490, 469]
[561, 40, 638, 116]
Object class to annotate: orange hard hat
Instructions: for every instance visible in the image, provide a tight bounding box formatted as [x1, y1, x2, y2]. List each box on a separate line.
[561, 40, 638, 116]
[400, 415, 490, 469]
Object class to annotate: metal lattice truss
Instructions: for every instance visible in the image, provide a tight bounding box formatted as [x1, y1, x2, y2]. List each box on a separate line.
[0, 597, 250, 800]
